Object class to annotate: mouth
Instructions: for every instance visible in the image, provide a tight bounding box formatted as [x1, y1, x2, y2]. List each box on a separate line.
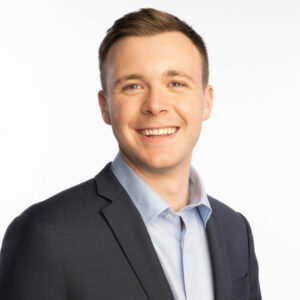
[137, 126, 179, 139]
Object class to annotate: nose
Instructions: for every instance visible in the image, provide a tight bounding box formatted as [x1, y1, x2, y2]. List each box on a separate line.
[141, 87, 170, 116]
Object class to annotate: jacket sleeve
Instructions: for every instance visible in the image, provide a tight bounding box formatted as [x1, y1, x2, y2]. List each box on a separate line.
[0, 214, 68, 300]
[239, 213, 262, 300]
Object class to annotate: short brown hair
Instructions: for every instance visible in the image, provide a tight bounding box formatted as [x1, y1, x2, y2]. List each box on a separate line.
[98, 8, 209, 92]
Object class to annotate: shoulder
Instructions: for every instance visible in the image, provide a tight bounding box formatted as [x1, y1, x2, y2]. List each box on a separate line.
[6, 176, 109, 237]
[207, 195, 252, 245]
[23, 178, 98, 217]
[208, 194, 246, 227]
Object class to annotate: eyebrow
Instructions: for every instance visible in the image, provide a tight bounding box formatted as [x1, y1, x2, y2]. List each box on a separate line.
[113, 69, 195, 89]
[114, 74, 145, 89]
[163, 69, 196, 83]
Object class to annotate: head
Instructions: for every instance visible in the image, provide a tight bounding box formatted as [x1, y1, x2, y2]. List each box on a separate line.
[98, 8, 213, 174]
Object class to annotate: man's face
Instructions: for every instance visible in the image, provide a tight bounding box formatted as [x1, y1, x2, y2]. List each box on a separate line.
[98, 31, 213, 173]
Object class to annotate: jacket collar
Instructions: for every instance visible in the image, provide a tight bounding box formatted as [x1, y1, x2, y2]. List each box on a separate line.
[95, 163, 174, 300]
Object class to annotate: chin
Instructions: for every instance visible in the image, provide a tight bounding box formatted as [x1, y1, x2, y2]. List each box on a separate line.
[121, 146, 187, 172]
[139, 154, 181, 171]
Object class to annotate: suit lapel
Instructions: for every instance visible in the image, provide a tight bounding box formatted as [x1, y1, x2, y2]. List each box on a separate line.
[206, 201, 232, 300]
[95, 164, 174, 300]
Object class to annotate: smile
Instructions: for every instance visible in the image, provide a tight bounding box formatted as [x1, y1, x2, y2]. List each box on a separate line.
[138, 127, 179, 137]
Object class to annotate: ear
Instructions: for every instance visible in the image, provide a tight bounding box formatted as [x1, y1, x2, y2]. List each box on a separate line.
[98, 90, 111, 125]
[202, 85, 214, 121]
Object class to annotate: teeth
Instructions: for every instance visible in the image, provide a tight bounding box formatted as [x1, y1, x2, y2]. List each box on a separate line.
[141, 127, 177, 136]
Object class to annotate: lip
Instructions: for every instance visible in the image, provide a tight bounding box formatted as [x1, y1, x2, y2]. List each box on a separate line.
[137, 125, 178, 131]
[136, 126, 180, 142]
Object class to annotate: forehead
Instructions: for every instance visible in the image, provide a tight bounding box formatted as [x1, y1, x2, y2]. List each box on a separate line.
[104, 31, 203, 82]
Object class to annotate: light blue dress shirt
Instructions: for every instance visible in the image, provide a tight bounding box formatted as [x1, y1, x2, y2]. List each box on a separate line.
[111, 152, 214, 300]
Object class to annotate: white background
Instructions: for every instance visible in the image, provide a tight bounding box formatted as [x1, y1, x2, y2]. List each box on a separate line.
[1, 0, 299, 298]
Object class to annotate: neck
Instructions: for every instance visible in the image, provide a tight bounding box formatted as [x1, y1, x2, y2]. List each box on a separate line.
[121, 151, 192, 212]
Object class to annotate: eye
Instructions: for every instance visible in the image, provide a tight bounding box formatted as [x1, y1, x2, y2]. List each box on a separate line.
[123, 83, 141, 90]
[170, 81, 185, 88]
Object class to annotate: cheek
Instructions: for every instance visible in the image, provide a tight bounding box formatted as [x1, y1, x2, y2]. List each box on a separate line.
[177, 96, 204, 124]
[178, 98, 204, 143]
[110, 101, 136, 130]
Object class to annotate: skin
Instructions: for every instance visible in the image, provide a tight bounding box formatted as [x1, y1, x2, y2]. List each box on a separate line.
[98, 31, 214, 211]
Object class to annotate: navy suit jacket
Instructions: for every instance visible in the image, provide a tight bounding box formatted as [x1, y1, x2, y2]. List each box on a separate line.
[0, 163, 261, 299]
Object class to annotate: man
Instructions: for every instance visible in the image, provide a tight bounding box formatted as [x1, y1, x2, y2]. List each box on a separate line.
[0, 8, 261, 300]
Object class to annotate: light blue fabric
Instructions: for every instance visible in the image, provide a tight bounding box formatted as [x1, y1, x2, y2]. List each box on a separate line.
[111, 152, 214, 300]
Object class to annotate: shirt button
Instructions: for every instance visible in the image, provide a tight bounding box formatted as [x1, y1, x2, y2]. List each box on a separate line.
[165, 213, 173, 219]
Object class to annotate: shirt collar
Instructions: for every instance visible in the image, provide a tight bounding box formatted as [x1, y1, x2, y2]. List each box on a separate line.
[189, 166, 212, 227]
[111, 152, 212, 227]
